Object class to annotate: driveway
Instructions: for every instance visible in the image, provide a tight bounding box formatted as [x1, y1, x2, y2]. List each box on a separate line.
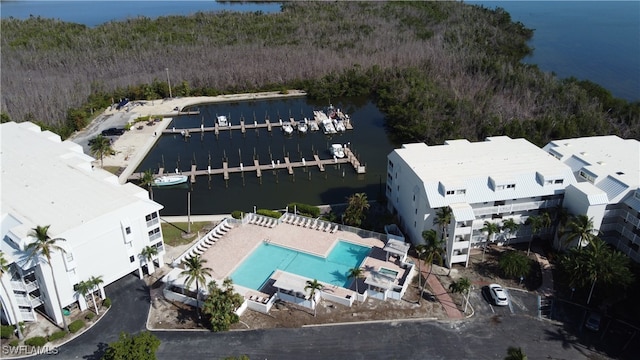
[471, 286, 540, 318]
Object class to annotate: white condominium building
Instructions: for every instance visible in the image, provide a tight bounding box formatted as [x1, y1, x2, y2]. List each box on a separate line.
[386, 136, 577, 268]
[543, 136, 640, 261]
[0, 122, 164, 328]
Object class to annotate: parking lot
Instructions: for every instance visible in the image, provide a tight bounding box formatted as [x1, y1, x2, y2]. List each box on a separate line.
[469, 285, 540, 318]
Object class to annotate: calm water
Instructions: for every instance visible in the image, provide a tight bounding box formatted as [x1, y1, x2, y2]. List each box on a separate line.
[0, 1, 281, 26]
[137, 97, 394, 215]
[230, 241, 371, 290]
[471, 1, 640, 101]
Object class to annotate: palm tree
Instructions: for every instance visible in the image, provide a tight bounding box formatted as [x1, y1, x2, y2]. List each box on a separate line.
[481, 221, 500, 262]
[343, 193, 370, 227]
[347, 267, 364, 304]
[422, 229, 444, 279]
[501, 218, 520, 246]
[181, 255, 212, 319]
[448, 277, 472, 307]
[140, 169, 155, 200]
[504, 346, 527, 360]
[525, 213, 550, 256]
[139, 246, 158, 275]
[434, 206, 452, 241]
[89, 275, 104, 314]
[75, 280, 94, 313]
[304, 279, 323, 317]
[26, 225, 68, 332]
[0, 251, 23, 339]
[89, 134, 115, 168]
[562, 214, 597, 249]
[414, 244, 427, 304]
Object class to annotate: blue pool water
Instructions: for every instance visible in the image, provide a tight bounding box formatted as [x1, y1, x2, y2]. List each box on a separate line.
[231, 241, 371, 290]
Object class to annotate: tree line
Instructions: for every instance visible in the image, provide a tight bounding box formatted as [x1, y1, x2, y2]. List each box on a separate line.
[1, 1, 638, 144]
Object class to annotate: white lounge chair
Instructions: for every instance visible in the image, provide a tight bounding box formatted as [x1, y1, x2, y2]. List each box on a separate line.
[324, 223, 332, 232]
[331, 225, 339, 233]
[270, 220, 277, 228]
[316, 222, 325, 231]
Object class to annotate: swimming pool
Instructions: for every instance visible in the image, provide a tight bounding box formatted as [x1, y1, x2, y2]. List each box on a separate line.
[231, 240, 371, 290]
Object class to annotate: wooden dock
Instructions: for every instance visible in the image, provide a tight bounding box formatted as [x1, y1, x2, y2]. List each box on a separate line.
[161, 117, 352, 135]
[128, 151, 365, 182]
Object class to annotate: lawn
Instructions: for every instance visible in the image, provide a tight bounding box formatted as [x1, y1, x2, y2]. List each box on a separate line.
[161, 221, 214, 247]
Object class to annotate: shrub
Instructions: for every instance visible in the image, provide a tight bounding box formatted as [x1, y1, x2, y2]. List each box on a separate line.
[256, 209, 282, 218]
[9, 339, 19, 347]
[47, 330, 67, 342]
[68, 319, 85, 334]
[103, 298, 112, 308]
[85, 312, 96, 321]
[498, 250, 532, 279]
[231, 210, 243, 219]
[1, 325, 15, 339]
[24, 336, 47, 347]
[287, 203, 320, 218]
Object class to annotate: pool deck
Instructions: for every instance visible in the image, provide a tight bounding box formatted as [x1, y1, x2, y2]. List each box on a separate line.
[198, 217, 404, 298]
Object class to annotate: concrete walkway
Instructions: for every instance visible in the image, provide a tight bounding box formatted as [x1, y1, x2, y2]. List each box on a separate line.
[421, 266, 464, 320]
[533, 247, 555, 297]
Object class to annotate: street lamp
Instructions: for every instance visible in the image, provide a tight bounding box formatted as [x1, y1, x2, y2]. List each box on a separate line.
[165, 67, 172, 98]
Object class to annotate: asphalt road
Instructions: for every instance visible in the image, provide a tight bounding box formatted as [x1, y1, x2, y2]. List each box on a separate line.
[32, 275, 606, 360]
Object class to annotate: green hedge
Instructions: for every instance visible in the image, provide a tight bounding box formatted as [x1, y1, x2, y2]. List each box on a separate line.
[24, 336, 47, 347]
[9, 339, 19, 347]
[47, 330, 67, 342]
[0, 325, 15, 339]
[103, 298, 112, 308]
[256, 209, 282, 218]
[85, 312, 96, 321]
[287, 203, 320, 218]
[68, 319, 85, 334]
[231, 210, 243, 219]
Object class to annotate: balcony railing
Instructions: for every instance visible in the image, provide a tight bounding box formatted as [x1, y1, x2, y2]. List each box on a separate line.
[146, 217, 159, 228]
[148, 231, 162, 242]
[19, 310, 36, 322]
[473, 199, 562, 216]
[452, 241, 470, 250]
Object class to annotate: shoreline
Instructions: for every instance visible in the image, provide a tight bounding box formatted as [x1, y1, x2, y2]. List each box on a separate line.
[76, 90, 307, 184]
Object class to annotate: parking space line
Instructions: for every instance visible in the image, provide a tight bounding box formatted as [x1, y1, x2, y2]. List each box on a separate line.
[506, 289, 514, 314]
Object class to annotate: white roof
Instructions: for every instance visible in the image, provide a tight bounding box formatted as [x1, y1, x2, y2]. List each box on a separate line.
[383, 239, 410, 256]
[272, 271, 318, 297]
[0, 122, 162, 239]
[544, 136, 639, 203]
[390, 136, 576, 208]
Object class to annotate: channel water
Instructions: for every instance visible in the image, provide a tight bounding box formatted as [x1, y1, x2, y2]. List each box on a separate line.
[135, 97, 396, 215]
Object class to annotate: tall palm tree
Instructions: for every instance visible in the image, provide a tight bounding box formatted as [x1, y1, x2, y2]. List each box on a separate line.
[89, 275, 104, 314]
[504, 346, 527, 360]
[525, 213, 550, 256]
[0, 251, 23, 339]
[422, 229, 444, 279]
[481, 221, 500, 262]
[140, 169, 155, 200]
[343, 193, 370, 227]
[347, 267, 364, 304]
[434, 206, 452, 241]
[414, 244, 427, 304]
[181, 255, 212, 319]
[75, 280, 94, 313]
[562, 214, 597, 249]
[26, 225, 68, 332]
[139, 246, 158, 275]
[89, 134, 115, 168]
[501, 218, 520, 246]
[304, 279, 323, 317]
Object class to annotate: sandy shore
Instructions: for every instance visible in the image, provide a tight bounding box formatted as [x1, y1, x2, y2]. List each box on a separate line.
[74, 90, 307, 183]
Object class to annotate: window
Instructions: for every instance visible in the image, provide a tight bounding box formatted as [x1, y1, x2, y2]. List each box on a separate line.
[456, 189, 466, 195]
[446, 190, 455, 195]
[146, 212, 159, 227]
[554, 179, 564, 184]
[506, 184, 515, 189]
[125, 227, 131, 235]
[148, 227, 161, 241]
[579, 170, 596, 184]
[415, 208, 417, 214]
[388, 160, 394, 169]
[388, 173, 393, 181]
[413, 194, 415, 201]
[129, 256, 135, 263]
[66, 253, 74, 262]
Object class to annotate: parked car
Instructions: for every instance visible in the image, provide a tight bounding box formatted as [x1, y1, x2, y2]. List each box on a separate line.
[489, 283, 509, 306]
[585, 312, 602, 331]
[101, 127, 125, 136]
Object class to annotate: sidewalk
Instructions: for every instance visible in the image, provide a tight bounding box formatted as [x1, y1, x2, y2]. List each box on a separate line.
[533, 247, 555, 297]
[421, 266, 464, 320]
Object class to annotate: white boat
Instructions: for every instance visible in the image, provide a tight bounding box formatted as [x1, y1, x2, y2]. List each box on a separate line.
[217, 115, 229, 127]
[334, 119, 346, 132]
[153, 175, 188, 187]
[282, 122, 294, 135]
[330, 144, 345, 158]
[297, 122, 308, 134]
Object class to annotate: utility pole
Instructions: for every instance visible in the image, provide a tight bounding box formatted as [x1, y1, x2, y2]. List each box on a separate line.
[165, 67, 172, 98]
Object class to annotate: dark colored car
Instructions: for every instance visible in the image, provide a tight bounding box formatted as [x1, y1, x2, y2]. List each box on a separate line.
[585, 312, 602, 331]
[101, 127, 125, 136]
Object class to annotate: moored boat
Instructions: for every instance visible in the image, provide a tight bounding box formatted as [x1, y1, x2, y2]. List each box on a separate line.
[153, 175, 188, 187]
[297, 121, 308, 134]
[282, 122, 294, 135]
[217, 115, 229, 127]
[329, 144, 345, 158]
